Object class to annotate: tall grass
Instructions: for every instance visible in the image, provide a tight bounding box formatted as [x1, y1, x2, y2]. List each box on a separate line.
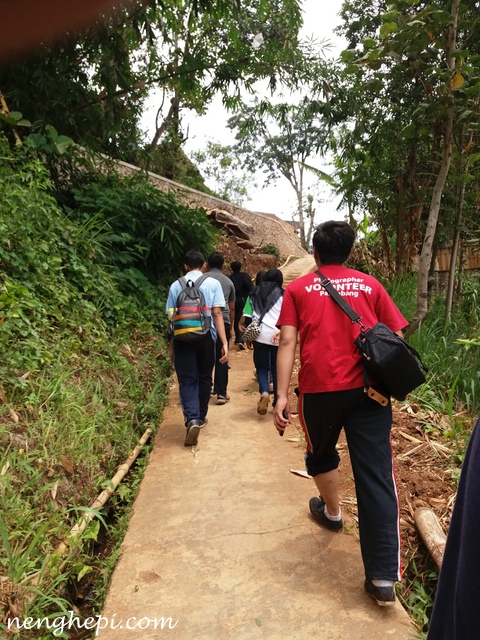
[0, 135, 181, 636]
[0, 331, 171, 636]
[388, 273, 479, 635]
[389, 273, 480, 419]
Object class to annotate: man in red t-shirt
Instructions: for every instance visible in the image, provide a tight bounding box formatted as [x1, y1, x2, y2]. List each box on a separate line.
[273, 220, 407, 607]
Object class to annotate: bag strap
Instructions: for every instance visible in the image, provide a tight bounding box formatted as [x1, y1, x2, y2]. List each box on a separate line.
[316, 271, 364, 326]
[317, 271, 387, 402]
[256, 289, 281, 324]
[179, 273, 208, 290]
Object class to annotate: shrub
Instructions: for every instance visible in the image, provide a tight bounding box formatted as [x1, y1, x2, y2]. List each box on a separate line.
[261, 243, 280, 259]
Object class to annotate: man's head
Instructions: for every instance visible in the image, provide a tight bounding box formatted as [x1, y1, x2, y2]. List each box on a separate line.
[312, 221, 355, 265]
[230, 261, 242, 273]
[207, 252, 225, 270]
[184, 250, 205, 271]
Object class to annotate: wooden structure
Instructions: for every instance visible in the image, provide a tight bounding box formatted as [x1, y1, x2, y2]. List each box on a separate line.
[435, 242, 480, 272]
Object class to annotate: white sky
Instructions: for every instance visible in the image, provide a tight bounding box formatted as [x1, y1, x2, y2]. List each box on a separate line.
[142, 0, 346, 224]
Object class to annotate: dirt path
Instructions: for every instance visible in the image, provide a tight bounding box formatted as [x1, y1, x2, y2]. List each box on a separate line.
[98, 343, 414, 639]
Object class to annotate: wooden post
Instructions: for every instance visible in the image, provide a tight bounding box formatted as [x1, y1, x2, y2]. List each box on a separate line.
[414, 507, 447, 569]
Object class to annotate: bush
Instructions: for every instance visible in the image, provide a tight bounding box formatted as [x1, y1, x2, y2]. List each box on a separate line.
[0, 135, 173, 634]
[60, 161, 218, 285]
[261, 243, 280, 259]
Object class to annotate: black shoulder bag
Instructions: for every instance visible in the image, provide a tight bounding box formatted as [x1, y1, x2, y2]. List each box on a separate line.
[317, 271, 427, 405]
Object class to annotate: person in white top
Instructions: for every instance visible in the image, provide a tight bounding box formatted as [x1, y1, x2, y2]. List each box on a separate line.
[240, 269, 284, 415]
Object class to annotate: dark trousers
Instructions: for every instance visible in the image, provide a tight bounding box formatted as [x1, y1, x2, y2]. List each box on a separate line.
[234, 298, 245, 343]
[213, 324, 231, 397]
[173, 334, 215, 424]
[299, 388, 401, 582]
[253, 341, 278, 404]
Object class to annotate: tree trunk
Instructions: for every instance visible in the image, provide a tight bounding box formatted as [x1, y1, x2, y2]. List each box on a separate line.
[297, 166, 306, 248]
[147, 92, 181, 155]
[396, 173, 405, 273]
[407, 0, 460, 336]
[445, 165, 467, 324]
[380, 225, 394, 278]
[408, 108, 454, 335]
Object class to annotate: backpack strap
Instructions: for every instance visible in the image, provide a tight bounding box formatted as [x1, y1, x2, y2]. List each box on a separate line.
[195, 274, 209, 289]
[178, 274, 208, 289]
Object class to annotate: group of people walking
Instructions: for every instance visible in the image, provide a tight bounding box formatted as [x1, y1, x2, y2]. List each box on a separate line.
[166, 250, 283, 436]
[164, 220, 468, 632]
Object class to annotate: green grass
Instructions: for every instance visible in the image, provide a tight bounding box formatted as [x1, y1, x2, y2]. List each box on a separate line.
[0, 329, 171, 637]
[389, 273, 480, 418]
[384, 272, 480, 634]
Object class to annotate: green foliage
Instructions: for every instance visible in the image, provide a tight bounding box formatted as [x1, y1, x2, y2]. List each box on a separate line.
[0, 0, 304, 165]
[0, 138, 156, 389]
[192, 141, 256, 205]
[229, 96, 334, 248]
[146, 132, 211, 192]
[261, 243, 280, 258]
[390, 274, 480, 417]
[0, 137, 179, 633]
[62, 160, 217, 284]
[334, 0, 480, 285]
[398, 556, 438, 638]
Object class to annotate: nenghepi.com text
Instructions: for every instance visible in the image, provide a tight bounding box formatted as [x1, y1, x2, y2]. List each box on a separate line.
[7, 611, 179, 636]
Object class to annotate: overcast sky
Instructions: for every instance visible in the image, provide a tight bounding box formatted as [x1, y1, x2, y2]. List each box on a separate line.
[142, 0, 346, 224]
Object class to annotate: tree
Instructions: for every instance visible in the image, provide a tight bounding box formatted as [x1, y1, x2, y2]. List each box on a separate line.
[335, 0, 480, 330]
[0, 0, 305, 167]
[192, 141, 256, 205]
[228, 96, 332, 249]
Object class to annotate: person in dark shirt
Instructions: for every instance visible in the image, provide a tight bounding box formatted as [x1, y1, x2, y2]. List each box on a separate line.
[205, 252, 236, 406]
[229, 261, 254, 348]
[427, 416, 480, 640]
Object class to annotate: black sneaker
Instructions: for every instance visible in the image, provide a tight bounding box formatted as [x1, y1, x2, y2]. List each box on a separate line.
[185, 420, 201, 446]
[309, 497, 343, 532]
[364, 579, 396, 606]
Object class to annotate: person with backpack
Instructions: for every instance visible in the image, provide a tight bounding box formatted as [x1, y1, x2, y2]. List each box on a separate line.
[166, 250, 228, 446]
[229, 261, 254, 349]
[273, 221, 408, 607]
[204, 252, 236, 406]
[240, 268, 284, 416]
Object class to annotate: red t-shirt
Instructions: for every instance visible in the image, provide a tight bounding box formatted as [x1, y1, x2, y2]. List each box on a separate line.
[277, 265, 408, 393]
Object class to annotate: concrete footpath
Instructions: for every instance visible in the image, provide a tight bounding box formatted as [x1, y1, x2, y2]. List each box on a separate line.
[98, 346, 414, 640]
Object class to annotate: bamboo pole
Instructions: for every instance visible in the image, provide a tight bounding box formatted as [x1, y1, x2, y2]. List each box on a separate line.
[21, 427, 153, 588]
[414, 507, 447, 569]
[7, 427, 153, 635]
[54, 427, 153, 570]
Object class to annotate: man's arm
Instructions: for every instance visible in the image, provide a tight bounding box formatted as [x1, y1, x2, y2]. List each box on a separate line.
[228, 300, 235, 329]
[273, 325, 298, 433]
[212, 306, 229, 363]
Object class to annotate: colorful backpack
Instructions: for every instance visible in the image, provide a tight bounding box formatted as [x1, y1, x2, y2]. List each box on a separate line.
[172, 275, 211, 342]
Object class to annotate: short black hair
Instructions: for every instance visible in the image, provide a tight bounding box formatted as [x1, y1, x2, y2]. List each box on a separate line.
[312, 220, 355, 265]
[184, 249, 205, 269]
[230, 260, 242, 273]
[207, 252, 225, 269]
